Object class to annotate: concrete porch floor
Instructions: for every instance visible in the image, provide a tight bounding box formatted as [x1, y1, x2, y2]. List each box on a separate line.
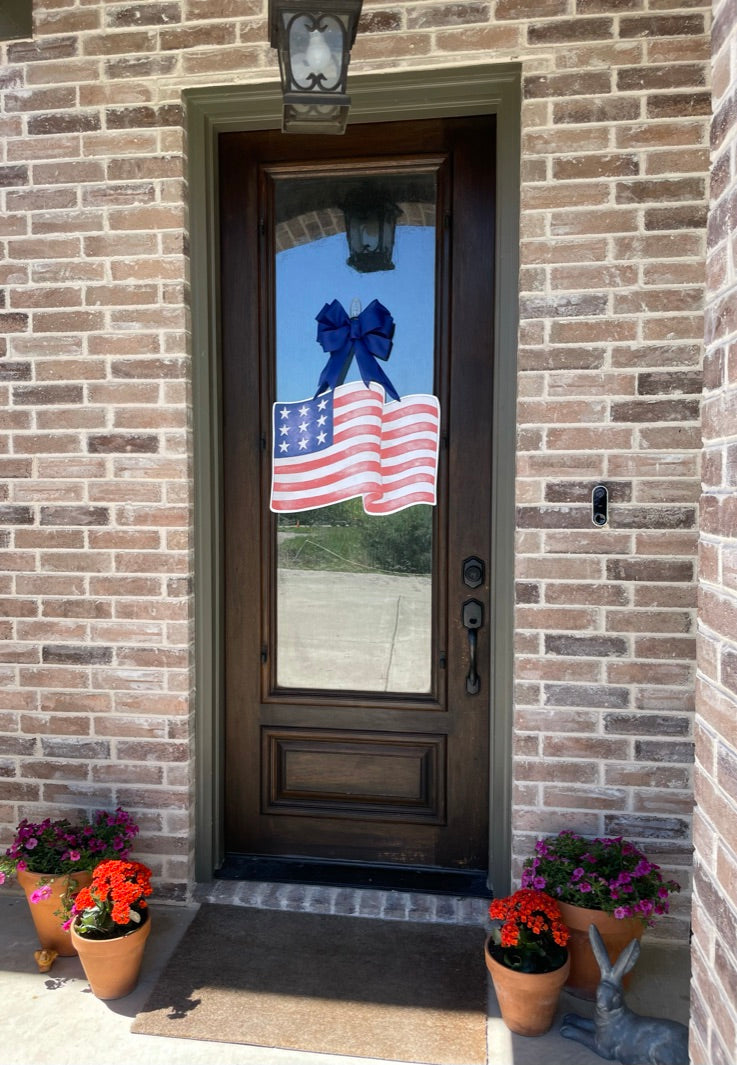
[0, 887, 691, 1065]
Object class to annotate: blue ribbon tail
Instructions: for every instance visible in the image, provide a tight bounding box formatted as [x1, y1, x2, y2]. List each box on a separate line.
[314, 352, 350, 395]
[355, 346, 401, 402]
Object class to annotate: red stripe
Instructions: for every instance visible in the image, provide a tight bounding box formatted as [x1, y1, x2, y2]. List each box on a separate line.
[273, 458, 381, 493]
[383, 403, 438, 422]
[365, 489, 435, 514]
[274, 439, 376, 476]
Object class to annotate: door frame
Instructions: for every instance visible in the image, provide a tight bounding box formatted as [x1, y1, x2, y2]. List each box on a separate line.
[187, 63, 521, 894]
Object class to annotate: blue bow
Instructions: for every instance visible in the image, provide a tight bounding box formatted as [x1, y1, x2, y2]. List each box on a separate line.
[314, 299, 400, 402]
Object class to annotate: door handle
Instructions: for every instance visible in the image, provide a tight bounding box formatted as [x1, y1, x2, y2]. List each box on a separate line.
[462, 598, 484, 695]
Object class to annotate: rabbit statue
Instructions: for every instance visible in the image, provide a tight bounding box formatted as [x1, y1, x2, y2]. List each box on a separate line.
[560, 924, 689, 1065]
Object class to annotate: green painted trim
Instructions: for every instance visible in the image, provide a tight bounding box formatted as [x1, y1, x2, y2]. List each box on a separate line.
[189, 64, 521, 892]
[0, 0, 32, 39]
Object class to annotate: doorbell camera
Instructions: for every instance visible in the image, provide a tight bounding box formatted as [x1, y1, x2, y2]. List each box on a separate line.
[592, 485, 608, 527]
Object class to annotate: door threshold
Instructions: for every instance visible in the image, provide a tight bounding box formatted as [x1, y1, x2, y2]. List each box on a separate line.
[215, 854, 491, 898]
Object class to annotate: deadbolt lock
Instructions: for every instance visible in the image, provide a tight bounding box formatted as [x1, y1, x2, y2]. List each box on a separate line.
[462, 556, 485, 589]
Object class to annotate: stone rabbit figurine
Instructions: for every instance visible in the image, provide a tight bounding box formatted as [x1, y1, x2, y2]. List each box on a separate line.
[560, 924, 689, 1065]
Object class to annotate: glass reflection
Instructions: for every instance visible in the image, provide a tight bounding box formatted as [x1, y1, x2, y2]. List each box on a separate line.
[274, 170, 436, 694]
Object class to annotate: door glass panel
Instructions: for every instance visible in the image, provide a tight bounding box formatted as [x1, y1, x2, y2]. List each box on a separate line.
[272, 167, 438, 694]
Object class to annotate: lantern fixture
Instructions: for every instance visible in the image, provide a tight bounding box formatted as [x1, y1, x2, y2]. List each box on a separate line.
[342, 190, 402, 273]
[269, 0, 363, 135]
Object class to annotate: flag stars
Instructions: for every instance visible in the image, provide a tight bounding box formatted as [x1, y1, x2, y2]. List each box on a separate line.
[272, 396, 333, 458]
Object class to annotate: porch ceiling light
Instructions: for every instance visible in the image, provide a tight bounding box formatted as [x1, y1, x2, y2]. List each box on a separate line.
[268, 0, 363, 135]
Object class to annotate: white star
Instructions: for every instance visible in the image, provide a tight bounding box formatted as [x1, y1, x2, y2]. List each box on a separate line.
[279, 425, 290, 436]
[298, 405, 310, 417]
[299, 421, 309, 433]
[279, 441, 289, 453]
[298, 438, 308, 450]
[316, 431, 326, 444]
[317, 398, 328, 410]
[279, 407, 290, 420]
[317, 414, 327, 426]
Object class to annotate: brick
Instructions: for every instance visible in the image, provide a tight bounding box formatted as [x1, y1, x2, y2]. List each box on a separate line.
[0, 165, 29, 187]
[553, 97, 641, 124]
[42, 645, 113, 665]
[617, 64, 707, 91]
[525, 71, 612, 98]
[27, 112, 101, 136]
[40, 738, 110, 760]
[37, 506, 109, 527]
[528, 17, 613, 44]
[544, 684, 630, 709]
[7, 37, 78, 62]
[545, 635, 628, 657]
[406, 3, 489, 29]
[0, 505, 33, 524]
[106, 3, 182, 28]
[87, 434, 159, 454]
[619, 14, 704, 37]
[358, 9, 403, 33]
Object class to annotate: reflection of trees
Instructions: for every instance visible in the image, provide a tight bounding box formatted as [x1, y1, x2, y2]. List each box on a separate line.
[277, 501, 431, 575]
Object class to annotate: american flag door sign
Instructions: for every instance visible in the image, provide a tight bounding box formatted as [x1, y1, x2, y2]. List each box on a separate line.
[270, 300, 441, 515]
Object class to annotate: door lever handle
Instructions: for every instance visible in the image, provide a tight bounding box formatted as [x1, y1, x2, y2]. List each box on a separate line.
[462, 598, 484, 695]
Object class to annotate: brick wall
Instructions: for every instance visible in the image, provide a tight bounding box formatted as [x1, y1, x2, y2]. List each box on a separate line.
[0, 1, 709, 926]
[691, 0, 737, 1058]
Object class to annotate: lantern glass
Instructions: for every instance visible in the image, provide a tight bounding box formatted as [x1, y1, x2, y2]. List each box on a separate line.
[288, 14, 345, 93]
[282, 99, 351, 135]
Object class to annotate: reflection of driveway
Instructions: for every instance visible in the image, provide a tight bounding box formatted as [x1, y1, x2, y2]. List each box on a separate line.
[276, 569, 431, 692]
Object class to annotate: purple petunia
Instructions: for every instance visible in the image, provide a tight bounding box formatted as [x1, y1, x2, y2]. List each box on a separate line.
[29, 884, 52, 904]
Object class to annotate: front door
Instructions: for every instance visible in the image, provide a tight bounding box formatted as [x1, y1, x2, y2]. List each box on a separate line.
[219, 115, 495, 879]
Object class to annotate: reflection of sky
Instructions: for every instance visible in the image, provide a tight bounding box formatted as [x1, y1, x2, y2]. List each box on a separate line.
[275, 226, 435, 402]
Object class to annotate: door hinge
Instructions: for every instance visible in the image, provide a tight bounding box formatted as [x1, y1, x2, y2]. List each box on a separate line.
[258, 217, 265, 236]
[261, 645, 268, 663]
[260, 434, 267, 451]
[439, 651, 447, 669]
[444, 211, 451, 231]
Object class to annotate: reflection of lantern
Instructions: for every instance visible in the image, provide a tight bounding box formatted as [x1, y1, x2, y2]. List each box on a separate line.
[342, 193, 402, 273]
[269, 0, 363, 135]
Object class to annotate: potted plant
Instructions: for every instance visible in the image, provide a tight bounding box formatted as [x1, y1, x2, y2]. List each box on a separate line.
[69, 858, 153, 1000]
[0, 807, 139, 960]
[484, 888, 570, 1036]
[521, 831, 680, 998]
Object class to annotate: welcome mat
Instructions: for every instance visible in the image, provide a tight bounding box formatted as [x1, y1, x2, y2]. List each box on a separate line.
[132, 904, 488, 1064]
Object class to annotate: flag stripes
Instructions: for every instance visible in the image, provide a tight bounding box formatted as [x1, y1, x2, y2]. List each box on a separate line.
[270, 382, 440, 515]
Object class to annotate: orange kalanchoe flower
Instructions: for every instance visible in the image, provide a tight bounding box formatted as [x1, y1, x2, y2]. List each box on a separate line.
[488, 888, 569, 973]
[71, 859, 152, 939]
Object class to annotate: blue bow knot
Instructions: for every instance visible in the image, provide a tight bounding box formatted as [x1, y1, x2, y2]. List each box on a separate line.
[314, 299, 399, 402]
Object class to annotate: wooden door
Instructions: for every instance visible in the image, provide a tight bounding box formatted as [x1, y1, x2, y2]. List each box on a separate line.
[220, 115, 495, 878]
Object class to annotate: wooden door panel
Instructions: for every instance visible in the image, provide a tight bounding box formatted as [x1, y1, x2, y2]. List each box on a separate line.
[263, 727, 446, 823]
[220, 115, 495, 875]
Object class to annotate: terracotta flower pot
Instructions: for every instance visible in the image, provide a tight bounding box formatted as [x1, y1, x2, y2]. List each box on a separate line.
[484, 935, 570, 1037]
[71, 910, 151, 1000]
[557, 901, 645, 1000]
[17, 868, 92, 957]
